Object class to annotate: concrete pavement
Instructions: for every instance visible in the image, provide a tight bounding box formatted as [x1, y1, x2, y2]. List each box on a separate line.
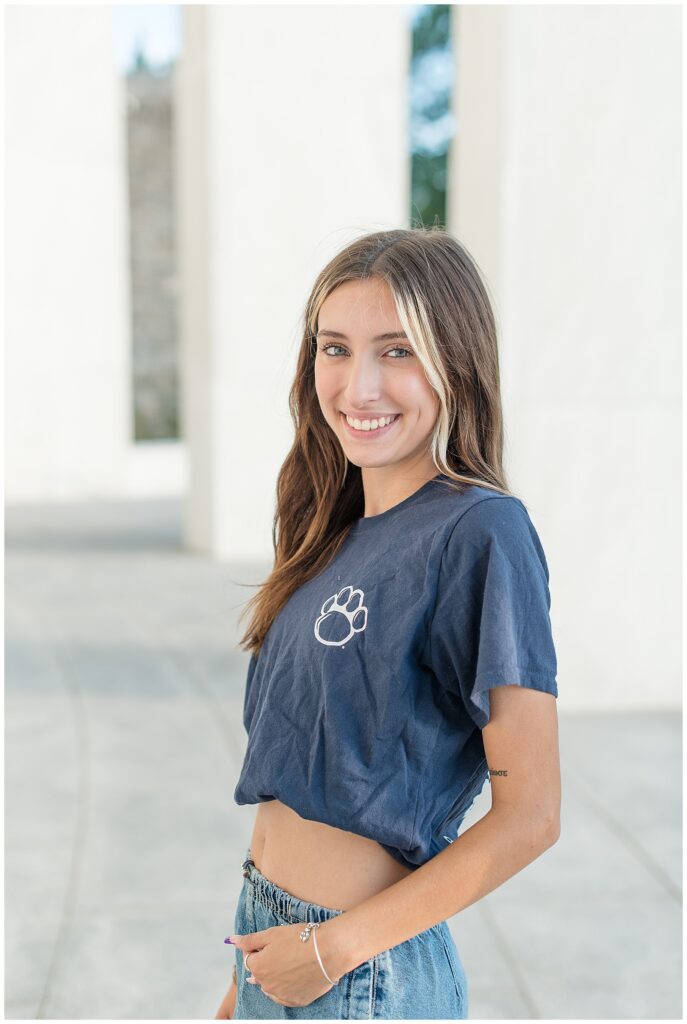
[4, 498, 682, 1019]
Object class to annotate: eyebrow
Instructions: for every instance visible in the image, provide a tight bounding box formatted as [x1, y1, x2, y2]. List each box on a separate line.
[315, 329, 408, 342]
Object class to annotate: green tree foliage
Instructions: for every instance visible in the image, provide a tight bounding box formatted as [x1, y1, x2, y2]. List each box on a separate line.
[409, 5, 453, 229]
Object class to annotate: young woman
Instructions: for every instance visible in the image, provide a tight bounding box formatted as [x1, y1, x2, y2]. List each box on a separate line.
[214, 227, 560, 1020]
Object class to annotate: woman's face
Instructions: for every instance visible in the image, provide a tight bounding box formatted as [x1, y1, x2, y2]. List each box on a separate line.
[314, 277, 440, 473]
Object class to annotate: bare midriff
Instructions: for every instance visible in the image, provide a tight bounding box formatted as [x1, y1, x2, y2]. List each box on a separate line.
[249, 798, 414, 911]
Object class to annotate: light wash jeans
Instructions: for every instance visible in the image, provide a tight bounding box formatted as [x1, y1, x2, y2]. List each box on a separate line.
[232, 847, 468, 1020]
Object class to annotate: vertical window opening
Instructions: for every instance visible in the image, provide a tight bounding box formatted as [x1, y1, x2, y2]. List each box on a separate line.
[115, 5, 182, 441]
[409, 5, 455, 229]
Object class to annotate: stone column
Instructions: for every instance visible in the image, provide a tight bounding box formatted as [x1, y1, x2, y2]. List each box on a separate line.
[449, 5, 681, 710]
[5, 5, 131, 501]
[175, 5, 410, 561]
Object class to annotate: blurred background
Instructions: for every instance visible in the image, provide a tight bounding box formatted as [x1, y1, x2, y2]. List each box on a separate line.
[4, 3, 681, 1019]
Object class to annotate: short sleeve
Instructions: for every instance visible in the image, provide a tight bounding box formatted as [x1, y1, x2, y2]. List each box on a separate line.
[427, 496, 558, 730]
[242, 652, 259, 734]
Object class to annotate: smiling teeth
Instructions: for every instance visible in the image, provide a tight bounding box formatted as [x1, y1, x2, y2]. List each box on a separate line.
[345, 413, 398, 431]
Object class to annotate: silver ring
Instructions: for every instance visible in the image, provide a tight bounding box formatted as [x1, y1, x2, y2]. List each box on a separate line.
[244, 951, 253, 973]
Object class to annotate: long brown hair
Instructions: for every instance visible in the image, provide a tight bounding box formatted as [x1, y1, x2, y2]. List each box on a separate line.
[237, 227, 515, 656]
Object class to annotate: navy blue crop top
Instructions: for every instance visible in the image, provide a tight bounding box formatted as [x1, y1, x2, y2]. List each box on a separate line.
[233, 474, 559, 871]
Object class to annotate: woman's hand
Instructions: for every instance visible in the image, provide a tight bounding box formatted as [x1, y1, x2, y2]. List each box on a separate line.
[214, 975, 237, 1019]
[229, 925, 339, 1009]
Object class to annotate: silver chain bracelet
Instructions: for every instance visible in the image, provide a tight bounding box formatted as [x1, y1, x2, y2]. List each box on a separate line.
[299, 921, 335, 984]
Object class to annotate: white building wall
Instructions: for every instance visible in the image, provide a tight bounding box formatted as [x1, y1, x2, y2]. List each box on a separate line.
[5, 6, 135, 502]
[176, 5, 411, 560]
[7, 5, 678, 713]
[451, 5, 681, 710]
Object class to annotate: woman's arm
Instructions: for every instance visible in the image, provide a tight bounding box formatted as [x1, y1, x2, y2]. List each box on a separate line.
[317, 685, 561, 981]
[214, 966, 238, 1019]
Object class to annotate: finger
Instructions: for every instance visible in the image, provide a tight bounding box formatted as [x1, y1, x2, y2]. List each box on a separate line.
[244, 949, 264, 972]
[263, 992, 288, 1006]
[245, 978, 285, 1006]
[227, 931, 270, 951]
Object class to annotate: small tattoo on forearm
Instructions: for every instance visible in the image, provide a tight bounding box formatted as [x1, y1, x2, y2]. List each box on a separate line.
[488, 769, 508, 777]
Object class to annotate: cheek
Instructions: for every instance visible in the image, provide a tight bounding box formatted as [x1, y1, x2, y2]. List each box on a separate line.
[314, 365, 339, 413]
[402, 373, 439, 419]
[313, 363, 326, 396]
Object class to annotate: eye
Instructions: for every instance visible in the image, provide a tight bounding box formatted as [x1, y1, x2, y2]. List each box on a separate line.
[317, 344, 413, 359]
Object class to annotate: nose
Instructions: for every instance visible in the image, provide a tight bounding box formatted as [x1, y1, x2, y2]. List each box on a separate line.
[342, 350, 384, 409]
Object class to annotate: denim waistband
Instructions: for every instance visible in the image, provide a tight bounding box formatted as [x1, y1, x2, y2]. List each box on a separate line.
[241, 846, 347, 925]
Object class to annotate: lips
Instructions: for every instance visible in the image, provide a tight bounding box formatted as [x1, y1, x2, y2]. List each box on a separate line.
[340, 411, 401, 438]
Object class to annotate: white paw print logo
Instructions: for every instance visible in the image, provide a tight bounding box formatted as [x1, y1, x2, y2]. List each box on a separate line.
[314, 586, 368, 647]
